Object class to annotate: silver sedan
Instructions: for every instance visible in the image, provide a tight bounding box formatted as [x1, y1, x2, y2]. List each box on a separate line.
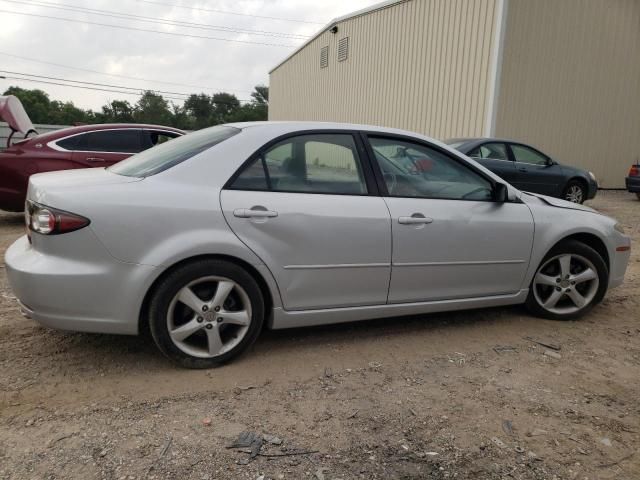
[5, 122, 631, 367]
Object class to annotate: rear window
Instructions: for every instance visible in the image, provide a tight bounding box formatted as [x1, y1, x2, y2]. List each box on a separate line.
[109, 126, 240, 177]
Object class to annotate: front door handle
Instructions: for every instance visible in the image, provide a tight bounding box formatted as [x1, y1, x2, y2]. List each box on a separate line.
[398, 214, 433, 225]
[87, 157, 106, 163]
[233, 208, 278, 218]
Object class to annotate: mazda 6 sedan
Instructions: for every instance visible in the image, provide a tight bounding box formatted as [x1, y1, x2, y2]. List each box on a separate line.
[5, 122, 631, 368]
[446, 138, 598, 204]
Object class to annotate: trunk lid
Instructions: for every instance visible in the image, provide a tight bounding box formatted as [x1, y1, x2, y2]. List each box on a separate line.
[28, 167, 142, 209]
[0, 95, 37, 146]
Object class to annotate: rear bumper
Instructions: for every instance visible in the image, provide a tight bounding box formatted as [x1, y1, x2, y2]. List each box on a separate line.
[586, 180, 598, 200]
[625, 176, 640, 193]
[5, 234, 156, 335]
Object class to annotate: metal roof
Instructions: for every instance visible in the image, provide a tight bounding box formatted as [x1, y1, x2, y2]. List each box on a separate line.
[269, 0, 407, 74]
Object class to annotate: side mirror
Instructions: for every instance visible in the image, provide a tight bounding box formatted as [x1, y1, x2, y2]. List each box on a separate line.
[493, 182, 508, 203]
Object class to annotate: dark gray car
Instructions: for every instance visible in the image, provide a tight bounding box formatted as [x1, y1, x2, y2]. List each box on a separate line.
[446, 138, 598, 203]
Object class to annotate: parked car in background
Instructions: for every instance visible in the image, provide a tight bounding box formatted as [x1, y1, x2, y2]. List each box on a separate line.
[5, 122, 630, 368]
[446, 138, 598, 204]
[625, 162, 640, 200]
[0, 122, 184, 211]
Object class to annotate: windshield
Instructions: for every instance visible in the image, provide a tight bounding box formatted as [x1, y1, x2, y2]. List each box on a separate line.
[109, 125, 240, 177]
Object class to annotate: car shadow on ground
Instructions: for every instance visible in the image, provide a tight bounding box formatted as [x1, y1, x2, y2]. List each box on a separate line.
[28, 304, 530, 372]
[0, 212, 24, 226]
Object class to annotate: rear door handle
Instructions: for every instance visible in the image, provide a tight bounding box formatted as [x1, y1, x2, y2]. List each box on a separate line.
[87, 157, 106, 163]
[398, 215, 433, 225]
[233, 208, 278, 218]
[517, 167, 528, 172]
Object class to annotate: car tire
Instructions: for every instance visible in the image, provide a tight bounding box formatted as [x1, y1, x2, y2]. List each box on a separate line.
[636, 192, 640, 201]
[563, 180, 586, 204]
[525, 240, 608, 321]
[148, 259, 264, 368]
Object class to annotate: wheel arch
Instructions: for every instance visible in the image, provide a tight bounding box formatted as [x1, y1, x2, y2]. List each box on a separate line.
[548, 232, 610, 272]
[564, 176, 588, 193]
[138, 254, 277, 335]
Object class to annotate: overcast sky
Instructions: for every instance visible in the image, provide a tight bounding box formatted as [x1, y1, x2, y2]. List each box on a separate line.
[0, 0, 380, 110]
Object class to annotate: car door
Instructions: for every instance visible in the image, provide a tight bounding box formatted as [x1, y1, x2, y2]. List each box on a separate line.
[466, 142, 518, 184]
[508, 143, 565, 196]
[220, 132, 392, 311]
[71, 128, 144, 167]
[365, 134, 534, 303]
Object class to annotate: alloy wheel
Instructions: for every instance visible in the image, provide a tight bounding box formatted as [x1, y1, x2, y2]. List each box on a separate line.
[565, 185, 584, 203]
[167, 276, 252, 358]
[532, 253, 599, 315]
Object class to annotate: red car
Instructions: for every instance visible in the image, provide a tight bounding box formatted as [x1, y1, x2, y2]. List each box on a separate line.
[0, 95, 184, 212]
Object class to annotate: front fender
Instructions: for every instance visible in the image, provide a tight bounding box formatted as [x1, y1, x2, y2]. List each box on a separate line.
[522, 202, 616, 289]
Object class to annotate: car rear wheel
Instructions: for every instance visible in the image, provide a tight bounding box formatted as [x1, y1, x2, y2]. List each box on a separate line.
[563, 180, 586, 203]
[149, 259, 264, 368]
[525, 240, 607, 320]
[636, 192, 640, 200]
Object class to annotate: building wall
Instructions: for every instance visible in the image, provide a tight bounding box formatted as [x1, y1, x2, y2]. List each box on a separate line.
[269, 0, 501, 140]
[495, 0, 640, 188]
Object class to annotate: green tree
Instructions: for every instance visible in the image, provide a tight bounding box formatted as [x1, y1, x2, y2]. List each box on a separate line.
[184, 93, 214, 129]
[251, 85, 269, 106]
[133, 91, 172, 125]
[101, 100, 135, 123]
[170, 102, 191, 130]
[211, 92, 240, 124]
[48, 100, 89, 125]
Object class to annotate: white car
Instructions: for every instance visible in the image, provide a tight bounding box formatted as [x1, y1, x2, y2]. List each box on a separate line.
[5, 122, 631, 368]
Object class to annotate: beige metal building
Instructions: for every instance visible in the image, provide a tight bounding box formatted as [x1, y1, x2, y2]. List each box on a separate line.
[269, 0, 640, 188]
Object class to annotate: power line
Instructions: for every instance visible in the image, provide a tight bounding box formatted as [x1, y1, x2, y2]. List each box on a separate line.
[2, 75, 254, 107]
[2, 75, 188, 101]
[1, 70, 253, 101]
[131, 0, 325, 25]
[0, 51, 255, 94]
[1, 70, 186, 98]
[3, 0, 311, 39]
[0, 8, 299, 47]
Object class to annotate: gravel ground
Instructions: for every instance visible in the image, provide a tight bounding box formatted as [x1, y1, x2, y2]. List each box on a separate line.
[0, 190, 639, 480]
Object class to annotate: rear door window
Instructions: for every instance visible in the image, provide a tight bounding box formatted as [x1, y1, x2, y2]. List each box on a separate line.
[55, 135, 80, 151]
[76, 129, 143, 153]
[469, 143, 509, 161]
[230, 133, 368, 195]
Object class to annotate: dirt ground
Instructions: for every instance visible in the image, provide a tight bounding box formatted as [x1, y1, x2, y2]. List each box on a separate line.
[0, 191, 638, 480]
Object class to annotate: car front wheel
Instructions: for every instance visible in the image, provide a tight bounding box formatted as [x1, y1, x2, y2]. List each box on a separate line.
[149, 259, 264, 368]
[525, 240, 607, 320]
[563, 181, 586, 203]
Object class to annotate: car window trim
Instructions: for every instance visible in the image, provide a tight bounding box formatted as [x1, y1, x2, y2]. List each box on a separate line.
[360, 131, 502, 202]
[224, 129, 380, 197]
[48, 128, 181, 154]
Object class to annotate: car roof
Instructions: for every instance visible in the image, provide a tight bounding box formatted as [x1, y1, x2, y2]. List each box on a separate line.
[223, 121, 445, 144]
[28, 123, 184, 142]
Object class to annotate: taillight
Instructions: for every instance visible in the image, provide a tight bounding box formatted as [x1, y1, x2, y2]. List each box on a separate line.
[629, 165, 640, 177]
[26, 201, 90, 236]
